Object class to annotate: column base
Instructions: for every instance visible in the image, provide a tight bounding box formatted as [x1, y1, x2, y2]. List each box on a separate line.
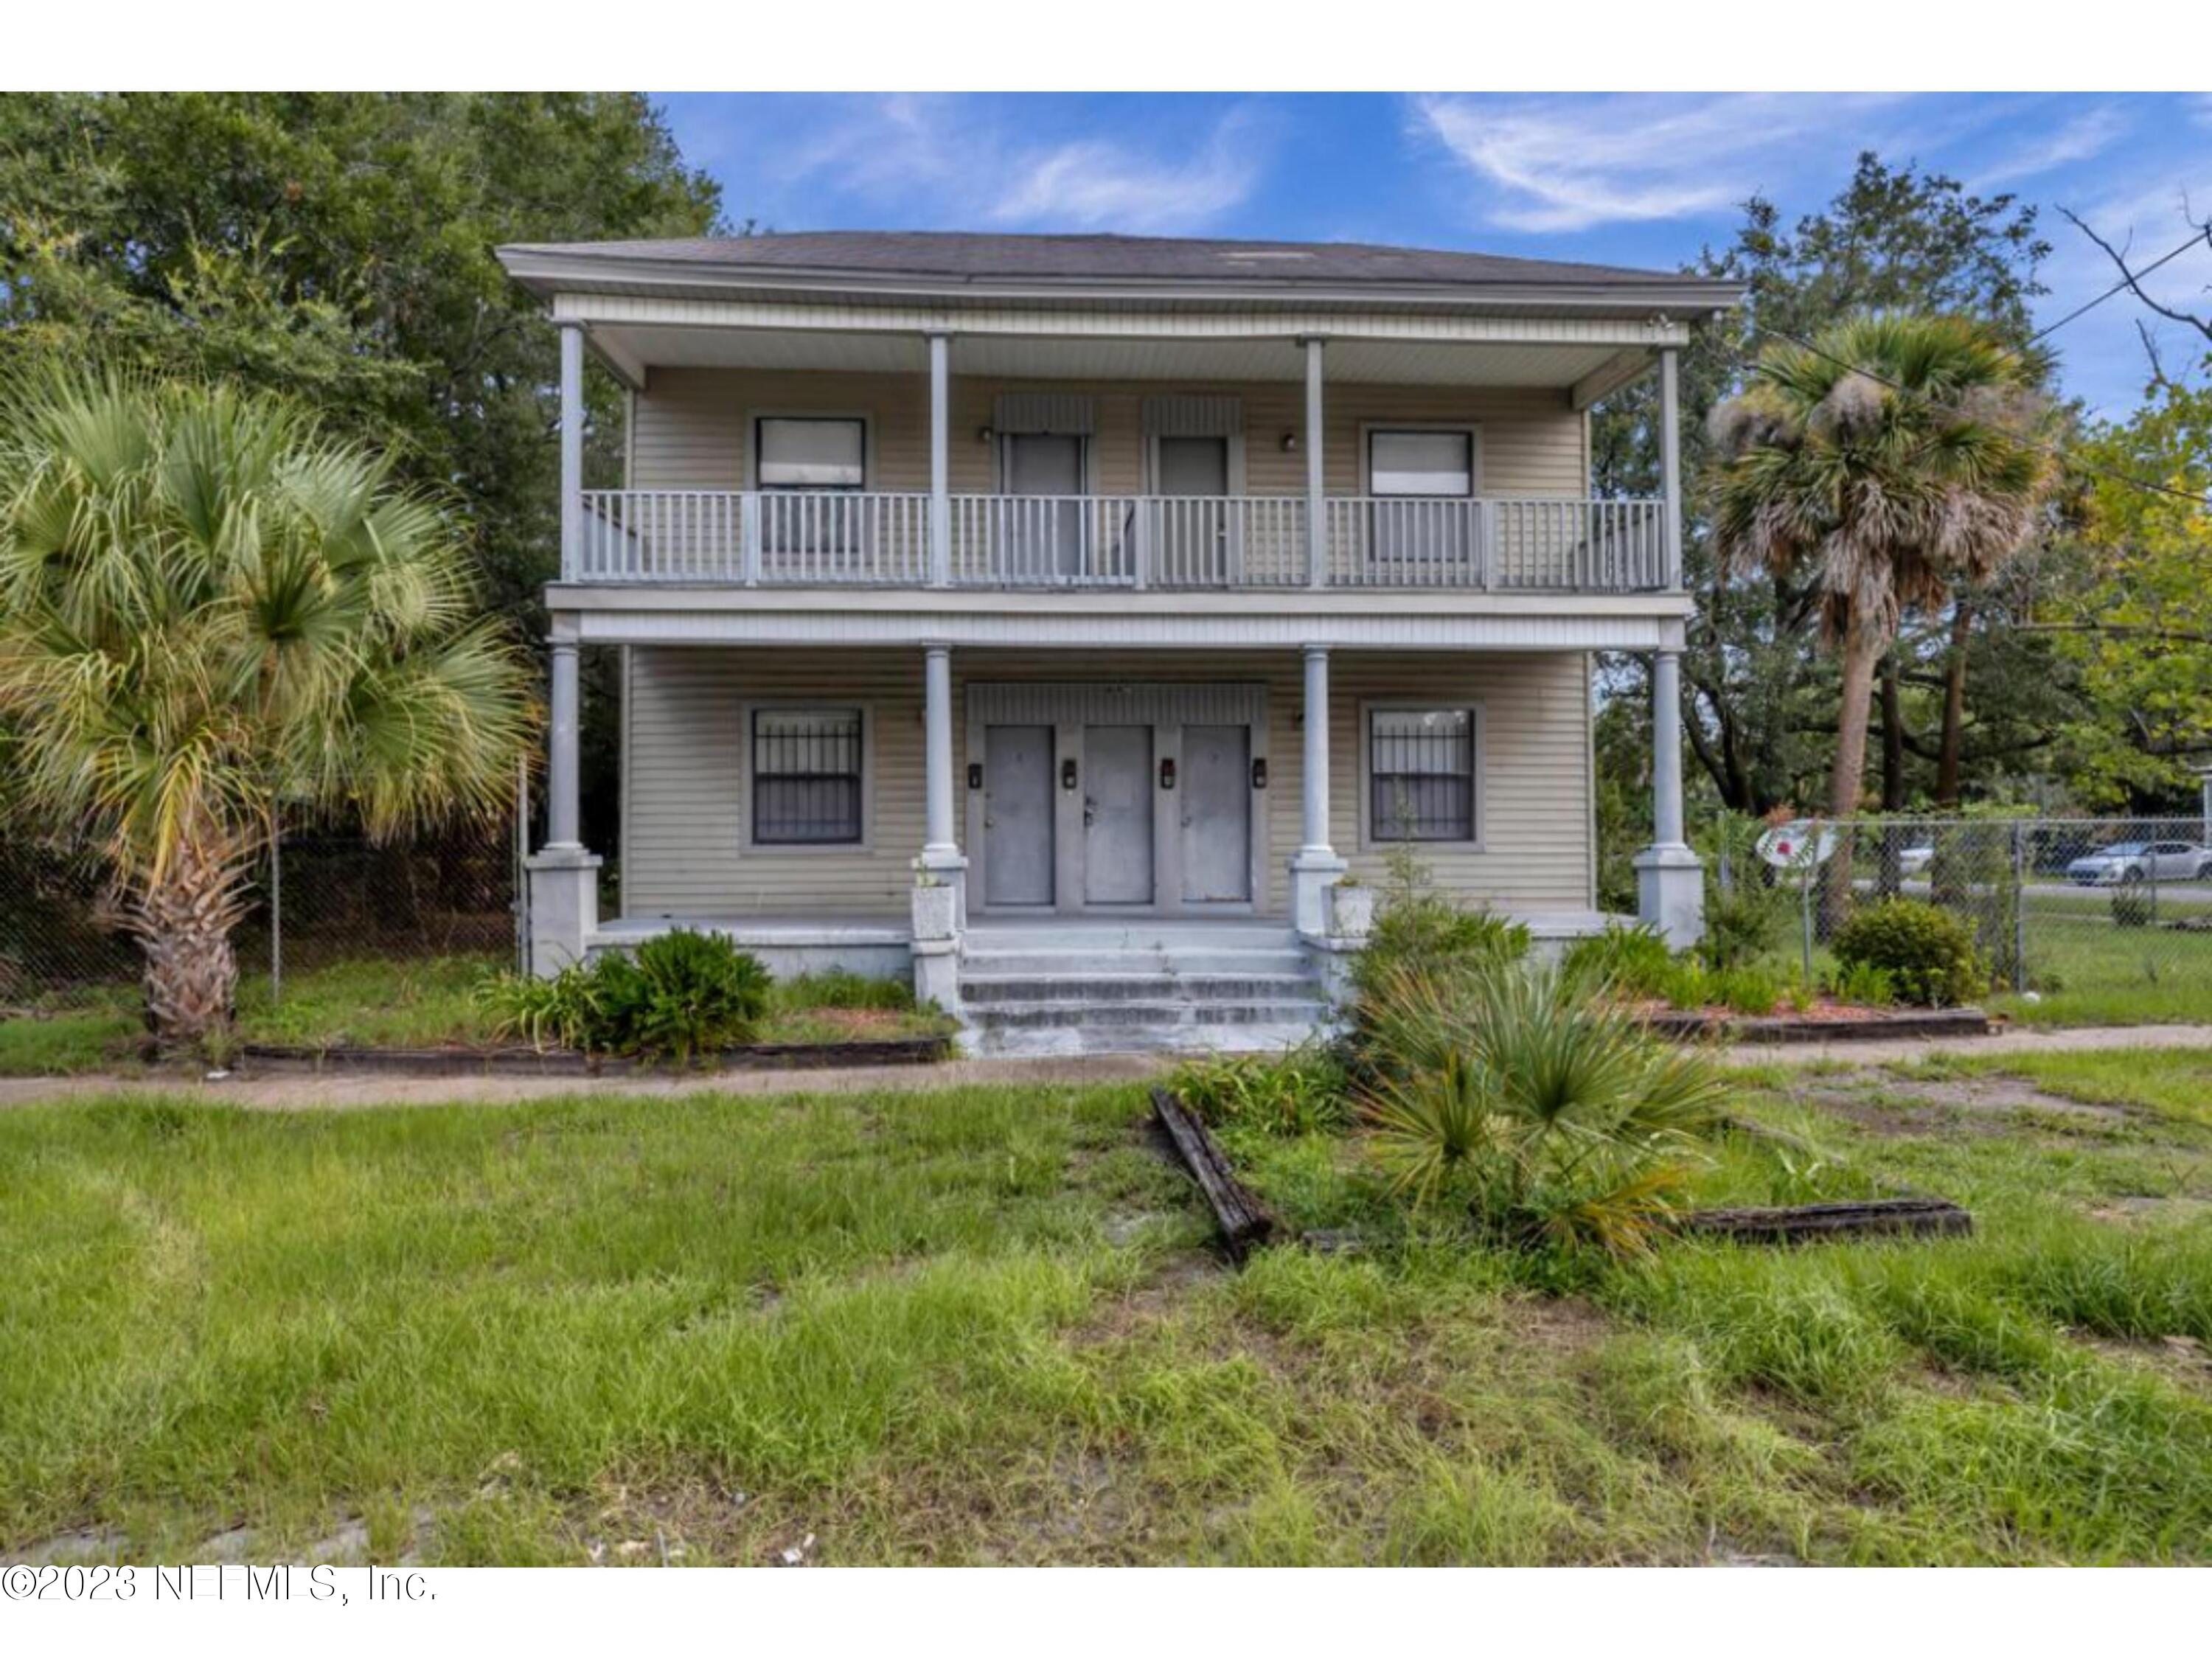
[1634, 843, 1705, 950]
[911, 936, 961, 1012]
[916, 846, 970, 931]
[525, 846, 602, 977]
[1288, 847, 1348, 939]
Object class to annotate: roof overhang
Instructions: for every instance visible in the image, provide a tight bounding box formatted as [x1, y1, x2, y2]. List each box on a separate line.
[498, 246, 1745, 321]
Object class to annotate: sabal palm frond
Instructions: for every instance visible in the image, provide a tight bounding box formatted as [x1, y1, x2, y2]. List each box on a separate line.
[1704, 313, 2056, 853]
[0, 372, 538, 1043]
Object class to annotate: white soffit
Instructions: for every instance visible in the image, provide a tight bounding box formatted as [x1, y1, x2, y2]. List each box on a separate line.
[597, 325, 1631, 388]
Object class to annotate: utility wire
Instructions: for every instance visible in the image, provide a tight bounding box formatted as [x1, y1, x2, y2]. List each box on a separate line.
[1747, 321, 2212, 509]
[2011, 227, 2210, 357]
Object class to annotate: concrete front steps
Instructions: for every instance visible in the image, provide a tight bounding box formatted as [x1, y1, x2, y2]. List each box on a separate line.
[956, 922, 1332, 1057]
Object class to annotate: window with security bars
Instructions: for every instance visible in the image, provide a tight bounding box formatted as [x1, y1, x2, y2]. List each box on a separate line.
[751, 708, 863, 844]
[1369, 709, 1475, 841]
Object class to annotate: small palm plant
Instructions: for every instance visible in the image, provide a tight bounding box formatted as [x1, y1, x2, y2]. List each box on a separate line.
[1360, 959, 1730, 1256]
[0, 373, 535, 1048]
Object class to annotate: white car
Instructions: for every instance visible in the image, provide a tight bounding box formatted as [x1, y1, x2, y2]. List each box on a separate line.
[2065, 840, 2212, 885]
[1899, 844, 1935, 877]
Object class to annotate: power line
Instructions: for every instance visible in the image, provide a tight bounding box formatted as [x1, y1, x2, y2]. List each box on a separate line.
[1748, 321, 2212, 510]
[2013, 227, 2211, 357]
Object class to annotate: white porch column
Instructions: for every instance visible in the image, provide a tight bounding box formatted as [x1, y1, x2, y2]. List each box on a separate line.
[558, 320, 584, 580]
[526, 627, 601, 976]
[927, 332, 951, 588]
[1634, 347, 1703, 946]
[912, 642, 967, 1006]
[1302, 336, 1326, 589]
[546, 639, 582, 849]
[1659, 344, 1684, 591]
[1635, 644, 1704, 947]
[1290, 643, 1347, 938]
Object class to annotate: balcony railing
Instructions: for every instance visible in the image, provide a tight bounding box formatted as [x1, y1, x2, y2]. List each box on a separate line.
[574, 491, 1672, 593]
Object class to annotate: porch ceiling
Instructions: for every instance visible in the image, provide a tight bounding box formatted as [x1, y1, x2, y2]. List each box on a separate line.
[592, 323, 1644, 392]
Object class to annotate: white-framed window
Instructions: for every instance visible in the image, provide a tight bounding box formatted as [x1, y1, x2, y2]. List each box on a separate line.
[1365, 706, 1479, 845]
[1368, 428, 1475, 498]
[754, 416, 868, 559]
[1365, 426, 1478, 569]
[748, 705, 866, 847]
[755, 417, 866, 491]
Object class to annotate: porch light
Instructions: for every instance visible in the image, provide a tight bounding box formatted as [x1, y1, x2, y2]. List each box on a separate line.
[975, 425, 995, 445]
[1280, 431, 1298, 452]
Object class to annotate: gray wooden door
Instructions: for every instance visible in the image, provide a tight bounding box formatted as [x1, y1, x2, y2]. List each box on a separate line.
[1082, 725, 1154, 905]
[1155, 436, 1229, 585]
[1180, 724, 1251, 903]
[1005, 434, 1085, 579]
[983, 724, 1055, 906]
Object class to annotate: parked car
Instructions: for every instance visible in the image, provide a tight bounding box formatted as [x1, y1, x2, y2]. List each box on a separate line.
[1899, 844, 1935, 877]
[2064, 841, 2212, 885]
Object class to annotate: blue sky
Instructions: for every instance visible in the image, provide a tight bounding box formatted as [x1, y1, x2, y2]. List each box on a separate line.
[656, 92, 2212, 418]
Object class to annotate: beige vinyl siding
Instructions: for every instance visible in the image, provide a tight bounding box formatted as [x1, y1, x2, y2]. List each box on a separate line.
[630, 369, 1585, 498]
[621, 645, 1593, 919]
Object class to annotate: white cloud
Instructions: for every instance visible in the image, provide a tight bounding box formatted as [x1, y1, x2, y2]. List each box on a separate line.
[757, 95, 1267, 234]
[1408, 92, 1907, 232]
[1975, 105, 2129, 187]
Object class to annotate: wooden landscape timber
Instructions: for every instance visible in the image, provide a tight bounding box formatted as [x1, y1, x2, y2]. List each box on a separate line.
[1150, 1087, 1278, 1260]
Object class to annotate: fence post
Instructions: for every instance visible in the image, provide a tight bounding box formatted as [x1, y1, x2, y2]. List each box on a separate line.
[1800, 820, 1818, 987]
[268, 827, 282, 1008]
[513, 754, 531, 975]
[2010, 821, 2028, 993]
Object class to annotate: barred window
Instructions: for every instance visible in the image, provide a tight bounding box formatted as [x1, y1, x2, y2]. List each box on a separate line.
[1369, 709, 1475, 842]
[751, 708, 863, 845]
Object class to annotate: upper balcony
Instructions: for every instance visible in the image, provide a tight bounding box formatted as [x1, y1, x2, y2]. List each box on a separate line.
[573, 488, 1669, 592]
[504, 230, 1741, 642]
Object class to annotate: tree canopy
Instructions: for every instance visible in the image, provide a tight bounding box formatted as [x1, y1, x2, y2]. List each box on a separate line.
[0, 92, 725, 621]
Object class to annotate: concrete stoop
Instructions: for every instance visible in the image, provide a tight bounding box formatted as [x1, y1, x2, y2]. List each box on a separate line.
[956, 923, 1332, 1057]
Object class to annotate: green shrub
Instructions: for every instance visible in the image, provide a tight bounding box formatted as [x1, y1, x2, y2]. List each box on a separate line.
[1360, 959, 1729, 1256]
[1559, 923, 1675, 999]
[1708, 964, 1783, 1016]
[1832, 899, 1984, 1007]
[620, 928, 771, 1060]
[1824, 960, 1897, 1007]
[476, 929, 770, 1062]
[1170, 1041, 1351, 1137]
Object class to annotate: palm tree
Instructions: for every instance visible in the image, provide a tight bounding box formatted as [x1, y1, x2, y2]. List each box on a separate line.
[0, 374, 536, 1046]
[1706, 313, 2054, 912]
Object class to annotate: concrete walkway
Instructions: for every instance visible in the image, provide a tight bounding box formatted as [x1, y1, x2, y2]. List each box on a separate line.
[1, 1023, 2207, 1112]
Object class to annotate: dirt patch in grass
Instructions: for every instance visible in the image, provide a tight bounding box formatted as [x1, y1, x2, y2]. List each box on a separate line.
[1791, 1068, 2139, 1138]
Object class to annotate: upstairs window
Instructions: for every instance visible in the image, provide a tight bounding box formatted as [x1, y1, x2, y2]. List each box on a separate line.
[1369, 430, 1473, 498]
[756, 417, 865, 490]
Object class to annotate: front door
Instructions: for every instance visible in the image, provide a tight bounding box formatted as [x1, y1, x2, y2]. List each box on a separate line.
[1004, 433, 1085, 580]
[1154, 435, 1230, 585]
[1180, 724, 1253, 903]
[983, 724, 1055, 906]
[1082, 725, 1154, 905]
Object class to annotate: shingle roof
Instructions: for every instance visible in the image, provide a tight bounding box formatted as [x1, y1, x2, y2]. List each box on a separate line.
[499, 229, 1724, 293]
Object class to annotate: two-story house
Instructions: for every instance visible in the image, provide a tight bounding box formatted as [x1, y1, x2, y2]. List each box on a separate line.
[498, 231, 1739, 1051]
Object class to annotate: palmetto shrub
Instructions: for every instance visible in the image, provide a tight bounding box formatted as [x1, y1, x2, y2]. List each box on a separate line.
[1358, 959, 1730, 1256]
[477, 929, 769, 1061]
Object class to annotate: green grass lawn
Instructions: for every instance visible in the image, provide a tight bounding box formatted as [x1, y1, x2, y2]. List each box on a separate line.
[1987, 900, 2212, 1026]
[4, 1051, 2210, 1565]
[0, 956, 956, 1074]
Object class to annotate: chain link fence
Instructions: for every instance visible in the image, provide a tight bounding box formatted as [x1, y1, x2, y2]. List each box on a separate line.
[0, 815, 526, 1015]
[1713, 815, 2212, 1011]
